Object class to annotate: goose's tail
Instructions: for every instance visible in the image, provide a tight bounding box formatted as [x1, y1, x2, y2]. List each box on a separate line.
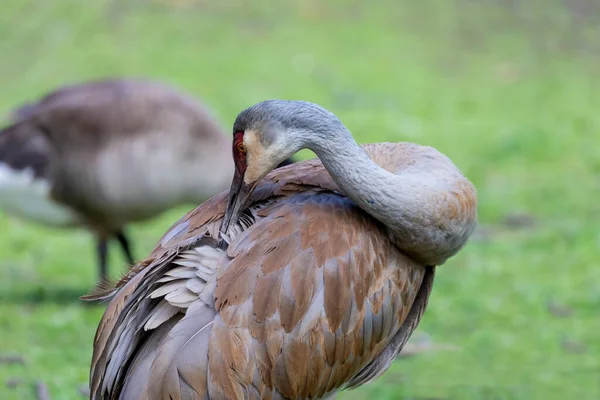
[0, 121, 78, 226]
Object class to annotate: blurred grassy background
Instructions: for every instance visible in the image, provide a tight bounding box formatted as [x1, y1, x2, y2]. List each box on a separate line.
[0, 0, 599, 398]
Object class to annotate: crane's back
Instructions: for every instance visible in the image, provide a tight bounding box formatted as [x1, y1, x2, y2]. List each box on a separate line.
[89, 144, 450, 399]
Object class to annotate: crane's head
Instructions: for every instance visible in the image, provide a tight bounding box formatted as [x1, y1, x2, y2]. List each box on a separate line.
[219, 100, 342, 236]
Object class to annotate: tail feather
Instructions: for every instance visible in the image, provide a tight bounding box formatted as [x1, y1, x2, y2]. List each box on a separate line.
[0, 121, 79, 226]
[0, 121, 50, 179]
[80, 278, 119, 302]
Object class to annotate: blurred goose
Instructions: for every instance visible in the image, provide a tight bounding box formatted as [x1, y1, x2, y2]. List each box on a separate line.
[88, 100, 477, 399]
[0, 79, 294, 281]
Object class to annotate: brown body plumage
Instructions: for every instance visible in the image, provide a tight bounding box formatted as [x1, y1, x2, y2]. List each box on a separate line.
[88, 136, 476, 399]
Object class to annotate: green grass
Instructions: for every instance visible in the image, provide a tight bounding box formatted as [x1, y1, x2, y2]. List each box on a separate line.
[1, 0, 599, 398]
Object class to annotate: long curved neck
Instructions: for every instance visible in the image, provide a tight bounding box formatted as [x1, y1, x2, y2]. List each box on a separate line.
[308, 130, 410, 228]
[303, 127, 475, 266]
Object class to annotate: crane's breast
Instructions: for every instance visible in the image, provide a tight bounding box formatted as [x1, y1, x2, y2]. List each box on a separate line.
[208, 191, 426, 399]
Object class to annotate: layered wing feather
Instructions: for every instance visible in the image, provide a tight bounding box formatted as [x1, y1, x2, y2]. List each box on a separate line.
[90, 144, 444, 399]
[205, 192, 426, 399]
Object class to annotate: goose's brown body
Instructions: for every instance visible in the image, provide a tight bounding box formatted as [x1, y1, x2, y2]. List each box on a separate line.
[89, 142, 475, 399]
[0, 79, 293, 279]
[1, 79, 232, 230]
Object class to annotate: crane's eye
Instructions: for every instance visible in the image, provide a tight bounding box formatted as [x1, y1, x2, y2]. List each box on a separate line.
[236, 142, 246, 154]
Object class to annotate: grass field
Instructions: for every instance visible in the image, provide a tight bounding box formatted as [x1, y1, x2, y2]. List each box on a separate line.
[1, 0, 599, 399]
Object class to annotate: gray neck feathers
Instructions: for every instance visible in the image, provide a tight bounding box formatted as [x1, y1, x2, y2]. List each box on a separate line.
[303, 126, 408, 227]
[297, 122, 474, 266]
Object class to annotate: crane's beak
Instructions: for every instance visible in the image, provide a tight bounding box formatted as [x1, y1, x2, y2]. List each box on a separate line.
[219, 170, 254, 240]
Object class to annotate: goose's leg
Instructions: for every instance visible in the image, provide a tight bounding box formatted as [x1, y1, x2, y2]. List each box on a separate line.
[96, 236, 109, 282]
[115, 229, 135, 266]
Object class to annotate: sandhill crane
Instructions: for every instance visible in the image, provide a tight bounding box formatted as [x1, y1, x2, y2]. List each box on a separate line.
[0, 79, 295, 281]
[87, 100, 477, 399]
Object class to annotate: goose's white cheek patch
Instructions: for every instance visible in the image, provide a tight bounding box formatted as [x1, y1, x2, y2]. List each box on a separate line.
[0, 162, 81, 226]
